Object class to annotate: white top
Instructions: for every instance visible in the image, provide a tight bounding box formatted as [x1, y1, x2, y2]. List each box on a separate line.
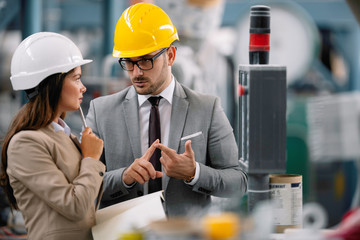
[51, 118, 71, 136]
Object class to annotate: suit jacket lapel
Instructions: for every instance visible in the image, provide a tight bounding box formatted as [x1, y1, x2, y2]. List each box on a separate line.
[123, 87, 142, 159]
[164, 81, 189, 190]
[70, 134, 82, 153]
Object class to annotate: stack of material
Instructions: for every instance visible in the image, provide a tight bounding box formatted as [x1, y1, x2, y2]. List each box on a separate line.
[307, 92, 360, 162]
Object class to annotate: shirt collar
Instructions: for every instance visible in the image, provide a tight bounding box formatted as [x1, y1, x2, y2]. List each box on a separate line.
[138, 75, 175, 107]
[51, 118, 71, 136]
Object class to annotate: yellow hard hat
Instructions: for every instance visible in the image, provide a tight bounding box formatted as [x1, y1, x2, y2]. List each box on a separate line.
[113, 3, 179, 58]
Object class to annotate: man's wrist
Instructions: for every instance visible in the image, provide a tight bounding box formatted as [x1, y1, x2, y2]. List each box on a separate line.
[185, 173, 195, 183]
[122, 167, 136, 187]
[184, 164, 196, 183]
[184, 162, 200, 185]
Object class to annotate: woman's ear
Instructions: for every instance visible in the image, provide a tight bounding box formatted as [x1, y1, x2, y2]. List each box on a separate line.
[167, 45, 177, 66]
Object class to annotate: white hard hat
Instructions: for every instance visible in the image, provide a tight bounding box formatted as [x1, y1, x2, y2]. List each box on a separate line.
[10, 32, 92, 91]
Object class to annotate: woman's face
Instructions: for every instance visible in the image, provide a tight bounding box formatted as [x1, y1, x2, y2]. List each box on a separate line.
[58, 66, 86, 113]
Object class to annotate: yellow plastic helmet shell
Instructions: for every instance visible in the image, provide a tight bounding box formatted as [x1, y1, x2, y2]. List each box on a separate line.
[113, 3, 179, 58]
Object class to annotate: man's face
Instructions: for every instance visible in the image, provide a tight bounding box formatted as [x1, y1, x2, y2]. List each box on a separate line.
[126, 48, 172, 95]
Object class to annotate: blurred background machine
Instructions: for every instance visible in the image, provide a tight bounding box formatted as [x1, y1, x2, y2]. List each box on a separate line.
[237, 5, 287, 212]
[157, 0, 238, 129]
[0, 0, 360, 235]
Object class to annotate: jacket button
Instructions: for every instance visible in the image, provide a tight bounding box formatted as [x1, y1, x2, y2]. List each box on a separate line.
[137, 191, 143, 196]
[99, 172, 104, 177]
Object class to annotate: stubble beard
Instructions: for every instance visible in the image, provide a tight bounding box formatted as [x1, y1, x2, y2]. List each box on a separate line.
[132, 58, 167, 95]
[132, 64, 169, 95]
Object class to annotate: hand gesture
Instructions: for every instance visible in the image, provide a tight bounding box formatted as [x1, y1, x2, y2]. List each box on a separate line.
[156, 140, 196, 180]
[80, 127, 103, 160]
[123, 139, 163, 185]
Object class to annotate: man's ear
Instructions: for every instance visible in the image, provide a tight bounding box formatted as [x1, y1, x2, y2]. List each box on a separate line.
[167, 45, 177, 66]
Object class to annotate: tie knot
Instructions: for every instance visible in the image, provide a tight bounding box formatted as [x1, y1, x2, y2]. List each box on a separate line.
[148, 96, 162, 106]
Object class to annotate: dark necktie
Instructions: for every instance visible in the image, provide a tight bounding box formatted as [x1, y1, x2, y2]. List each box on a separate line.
[148, 96, 162, 193]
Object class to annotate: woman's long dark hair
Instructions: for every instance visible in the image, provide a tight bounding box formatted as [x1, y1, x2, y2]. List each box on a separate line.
[0, 72, 67, 210]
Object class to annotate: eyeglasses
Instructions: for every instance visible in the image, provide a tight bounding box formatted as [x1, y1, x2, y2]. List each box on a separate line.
[118, 47, 168, 71]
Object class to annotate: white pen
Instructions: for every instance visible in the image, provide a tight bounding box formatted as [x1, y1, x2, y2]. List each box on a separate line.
[78, 106, 88, 128]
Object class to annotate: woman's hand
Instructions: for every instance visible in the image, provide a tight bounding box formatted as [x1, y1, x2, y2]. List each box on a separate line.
[80, 127, 103, 160]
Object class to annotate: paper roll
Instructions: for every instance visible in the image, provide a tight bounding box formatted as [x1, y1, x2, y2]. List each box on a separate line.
[270, 174, 303, 233]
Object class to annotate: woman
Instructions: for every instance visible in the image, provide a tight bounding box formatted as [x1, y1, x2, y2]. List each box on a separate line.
[0, 32, 105, 240]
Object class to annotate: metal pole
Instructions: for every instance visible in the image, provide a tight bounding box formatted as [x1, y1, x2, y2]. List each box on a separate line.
[248, 173, 270, 212]
[103, 0, 125, 56]
[21, 0, 42, 39]
[20, 0, 42, 105]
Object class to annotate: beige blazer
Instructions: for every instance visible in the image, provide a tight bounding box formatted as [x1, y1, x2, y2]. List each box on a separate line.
[7, 124, 106, 240]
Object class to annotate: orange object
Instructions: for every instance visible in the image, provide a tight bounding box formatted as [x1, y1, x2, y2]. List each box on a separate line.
[202, 212, 240, 239]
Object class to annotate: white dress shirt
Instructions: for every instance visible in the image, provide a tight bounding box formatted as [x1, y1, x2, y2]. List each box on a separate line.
[137, 76, 199, 192]
[51, 118, 71, 136]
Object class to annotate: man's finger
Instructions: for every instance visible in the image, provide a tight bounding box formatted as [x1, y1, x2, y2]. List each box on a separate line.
[155, 171, 163, 178]
[184, 140, 193, 155]
[157, 143, 176, 157]
[143, 139, 159, 160]
[129, 170, 146, 184]
[138, 160, 157, 179]
[159, 153, 169, 165]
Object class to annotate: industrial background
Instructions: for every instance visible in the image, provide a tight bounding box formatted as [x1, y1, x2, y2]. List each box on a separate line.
[0, 0, 359, 237]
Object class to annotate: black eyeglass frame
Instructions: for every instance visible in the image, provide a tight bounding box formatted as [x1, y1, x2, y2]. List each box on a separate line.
[118, 47, 169, 71]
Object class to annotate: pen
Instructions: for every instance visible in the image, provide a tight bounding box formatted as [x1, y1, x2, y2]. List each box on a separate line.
[78, 106, 88, 128]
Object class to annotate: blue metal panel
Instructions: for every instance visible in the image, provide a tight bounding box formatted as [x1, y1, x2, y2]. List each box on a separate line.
[22, 0, 42, 39]
[0, 0, 20, 31]
[299, 1, 358, 27]
[222, 0, 359, 27]
[104, 0, 126, 55]
[60, 0, 102, 29]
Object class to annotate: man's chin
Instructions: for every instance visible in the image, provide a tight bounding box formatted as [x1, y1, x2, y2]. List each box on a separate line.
[134, 87, 150, 95]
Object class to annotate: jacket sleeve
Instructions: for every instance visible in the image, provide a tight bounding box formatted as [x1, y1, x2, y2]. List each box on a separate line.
[86, 99, 133, 202]
[191, 97, 248, 197]
[7, 131, 106, 221]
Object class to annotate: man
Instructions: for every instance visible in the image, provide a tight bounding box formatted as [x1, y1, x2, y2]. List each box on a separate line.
[86, 2, 247, 216]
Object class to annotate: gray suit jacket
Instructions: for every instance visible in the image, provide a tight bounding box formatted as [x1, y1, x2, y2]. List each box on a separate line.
[86, 80, 247, 216]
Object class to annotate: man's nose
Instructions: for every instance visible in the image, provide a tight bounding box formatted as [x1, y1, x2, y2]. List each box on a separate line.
[133, 63, 143, 75]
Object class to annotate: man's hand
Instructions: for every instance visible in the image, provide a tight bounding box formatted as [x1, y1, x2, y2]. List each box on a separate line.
[123, 139, 163, 185]
[156, 140, 196, 180]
